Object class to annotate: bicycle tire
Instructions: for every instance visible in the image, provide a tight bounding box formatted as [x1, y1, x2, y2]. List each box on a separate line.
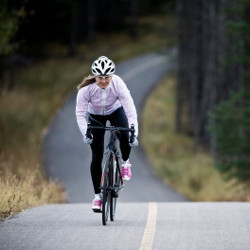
[110, 157, 118, 221]
[102, 152, 112, 226]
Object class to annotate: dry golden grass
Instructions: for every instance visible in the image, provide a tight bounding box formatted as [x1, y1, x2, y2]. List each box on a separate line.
[0, 58, 95, 220]
[141, 74, 250, 201]
[0, 168, 65, 220]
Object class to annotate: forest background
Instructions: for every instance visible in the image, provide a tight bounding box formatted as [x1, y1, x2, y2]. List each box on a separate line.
[0, 0, 249, 219]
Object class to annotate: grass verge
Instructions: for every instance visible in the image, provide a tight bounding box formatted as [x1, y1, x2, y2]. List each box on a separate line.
[0, 14, 176, 220]
[141, 74, 250, 201]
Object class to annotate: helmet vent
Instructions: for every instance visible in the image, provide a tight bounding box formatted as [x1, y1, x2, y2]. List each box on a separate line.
[104, 68, 111, 75]
[96, 68, 102, 74]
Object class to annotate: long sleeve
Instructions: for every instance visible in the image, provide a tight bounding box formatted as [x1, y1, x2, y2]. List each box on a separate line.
[116, 77, 139, 136]
[76, 87, 89, 137]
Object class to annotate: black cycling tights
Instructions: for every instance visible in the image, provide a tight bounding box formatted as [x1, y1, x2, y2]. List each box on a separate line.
[89, 107, 131, 194]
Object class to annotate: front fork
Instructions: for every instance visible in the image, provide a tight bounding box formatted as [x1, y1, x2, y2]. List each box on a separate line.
[100, 152, 123, 195]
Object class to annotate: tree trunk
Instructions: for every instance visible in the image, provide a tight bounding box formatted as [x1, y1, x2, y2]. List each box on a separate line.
[87, 0, 96, 42]
[176, 0, 243, 147]
[68, 0, 78, 56]
[130, 0, 138, 38]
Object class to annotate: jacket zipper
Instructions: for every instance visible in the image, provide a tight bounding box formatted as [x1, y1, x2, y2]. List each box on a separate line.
[101, 89, 106, 115]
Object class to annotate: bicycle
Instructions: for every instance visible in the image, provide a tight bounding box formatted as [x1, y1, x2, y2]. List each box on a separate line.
[86, 123, 135, 225]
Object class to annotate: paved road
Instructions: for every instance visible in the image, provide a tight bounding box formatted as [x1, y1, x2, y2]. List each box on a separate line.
[1, 203, 249, 250]
[1, 50, 250, 250]
[42, 48, 186, 203]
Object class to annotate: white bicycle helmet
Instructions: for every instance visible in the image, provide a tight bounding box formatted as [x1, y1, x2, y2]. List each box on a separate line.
[91, 56, 116, 75]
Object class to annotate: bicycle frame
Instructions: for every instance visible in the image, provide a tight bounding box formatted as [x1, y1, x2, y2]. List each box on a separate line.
[100, 131, 123, 193]
[87, 124, 134, 225]
[87, 124, 134, 193]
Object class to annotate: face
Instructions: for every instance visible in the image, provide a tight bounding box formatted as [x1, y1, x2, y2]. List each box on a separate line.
[96, 75, 112, 89]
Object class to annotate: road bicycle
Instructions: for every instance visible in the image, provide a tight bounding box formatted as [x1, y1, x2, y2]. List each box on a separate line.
[86, 123, 135, 225]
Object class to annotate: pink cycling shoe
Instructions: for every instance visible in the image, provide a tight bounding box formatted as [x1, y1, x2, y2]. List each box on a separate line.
[92, 197, 102, 212]
[121, 159, 132, 181]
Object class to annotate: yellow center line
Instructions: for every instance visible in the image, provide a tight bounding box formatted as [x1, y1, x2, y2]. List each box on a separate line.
[140, 202, 158, 250]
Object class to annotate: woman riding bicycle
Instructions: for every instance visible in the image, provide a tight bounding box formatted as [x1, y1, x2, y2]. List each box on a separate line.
[76, 56, 138, 211]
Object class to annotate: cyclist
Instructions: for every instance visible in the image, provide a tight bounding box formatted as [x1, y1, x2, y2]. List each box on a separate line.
[75, 56, 138, 211]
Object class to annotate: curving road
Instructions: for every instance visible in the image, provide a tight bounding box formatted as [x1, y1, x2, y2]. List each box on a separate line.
[1, 50, 250, 250]
[42, 47, 186, 203]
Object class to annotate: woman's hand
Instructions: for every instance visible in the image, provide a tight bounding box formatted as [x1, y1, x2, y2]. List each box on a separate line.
[129, 136, 138, 147]
[83, 134, 93, 144]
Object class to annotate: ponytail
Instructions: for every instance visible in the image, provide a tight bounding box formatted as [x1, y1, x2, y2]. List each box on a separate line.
[77, 75, 96, 89]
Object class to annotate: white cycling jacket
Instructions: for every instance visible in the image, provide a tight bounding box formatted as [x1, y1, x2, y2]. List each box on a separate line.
[76, 74, 138, 137]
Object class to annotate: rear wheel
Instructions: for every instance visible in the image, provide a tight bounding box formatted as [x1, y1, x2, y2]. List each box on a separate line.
[102, 153, 112, 226]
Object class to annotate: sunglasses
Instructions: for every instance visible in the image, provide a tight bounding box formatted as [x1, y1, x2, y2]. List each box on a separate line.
[96, 75, 111, 80]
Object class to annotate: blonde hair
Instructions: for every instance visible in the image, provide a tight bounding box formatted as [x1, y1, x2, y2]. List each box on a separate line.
[77, 75, 96, 89]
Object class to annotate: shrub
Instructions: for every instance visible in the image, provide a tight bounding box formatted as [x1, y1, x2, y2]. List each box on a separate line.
[209, 91, 250, 182]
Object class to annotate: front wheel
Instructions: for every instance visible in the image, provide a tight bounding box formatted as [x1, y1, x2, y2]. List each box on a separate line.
[110, 157, 119, 221]
[102, 152, 112, 226]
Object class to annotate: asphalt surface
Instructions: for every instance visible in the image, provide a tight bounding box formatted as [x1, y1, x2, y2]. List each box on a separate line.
[1, 50, 250, 250]
[1, 203, 249, 250]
